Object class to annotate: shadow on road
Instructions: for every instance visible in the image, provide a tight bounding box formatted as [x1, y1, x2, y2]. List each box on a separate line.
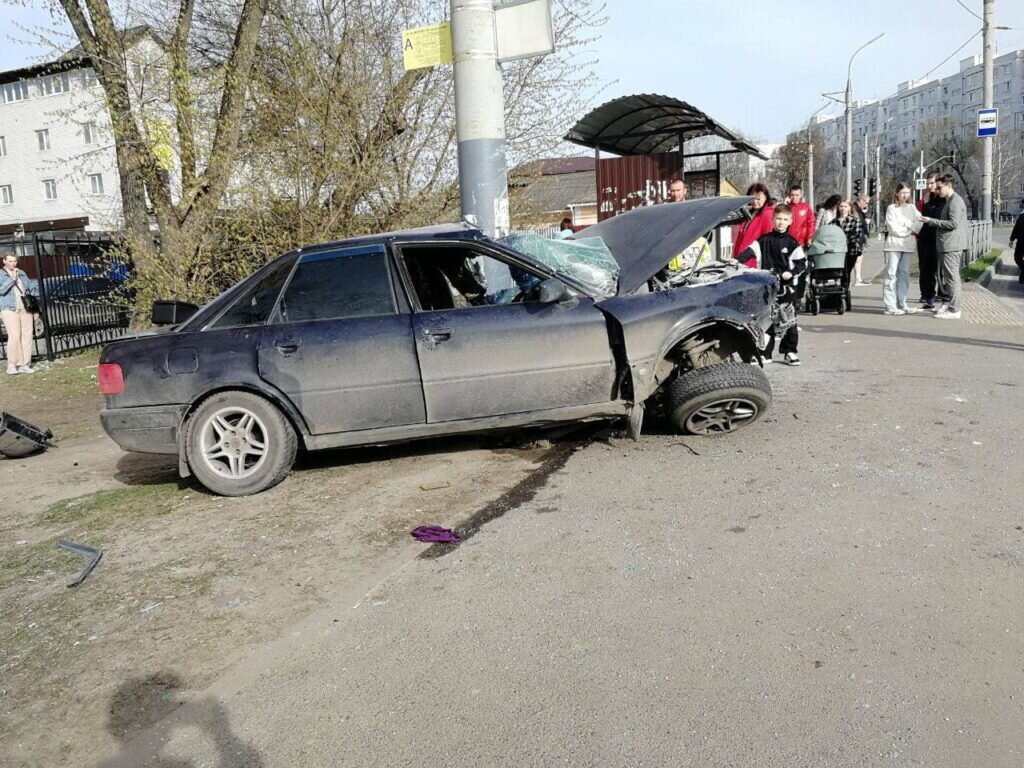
[110, 424, 597, 491]
[811, 323, 1024, 353]
[96, 673, 263, 768]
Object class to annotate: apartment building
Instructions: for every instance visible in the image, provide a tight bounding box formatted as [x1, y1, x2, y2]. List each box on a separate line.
[789, 48, 1024, 214]
[0, 28, 164, 238]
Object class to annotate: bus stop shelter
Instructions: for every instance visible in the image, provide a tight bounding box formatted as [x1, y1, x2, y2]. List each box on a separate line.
[564, 94, 767, 221]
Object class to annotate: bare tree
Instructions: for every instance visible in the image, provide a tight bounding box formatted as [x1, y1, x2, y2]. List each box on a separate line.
[53, 0, 268, 297]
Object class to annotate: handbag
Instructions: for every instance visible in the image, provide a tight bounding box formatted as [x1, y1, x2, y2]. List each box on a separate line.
[14, 281, 41, 314]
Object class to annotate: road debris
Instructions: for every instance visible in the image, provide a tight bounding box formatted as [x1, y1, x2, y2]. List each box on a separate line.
[411, 525, 460, 543]
[0, 412, 53, 458]
[419, 481, 451, 491]
[56, 539, 102, 588]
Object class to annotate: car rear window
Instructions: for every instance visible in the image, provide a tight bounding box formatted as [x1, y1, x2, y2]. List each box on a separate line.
[275, 247, 395, 323]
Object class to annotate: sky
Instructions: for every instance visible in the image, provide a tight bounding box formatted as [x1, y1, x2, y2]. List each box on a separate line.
[3, 0, 1024, 144]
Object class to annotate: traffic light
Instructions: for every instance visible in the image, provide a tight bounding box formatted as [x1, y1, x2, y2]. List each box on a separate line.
[853, 178, 863, 196]
[869, 177, 878, 197]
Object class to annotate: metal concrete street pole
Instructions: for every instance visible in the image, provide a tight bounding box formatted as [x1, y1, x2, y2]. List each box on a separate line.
[981, 0, 994, 222]
[451, 0, 510, 237]
[845, 33, 884, 200]
[808, 138, 815, 208]
[807, 103, 829, 208]
[875, 142, 881, 231]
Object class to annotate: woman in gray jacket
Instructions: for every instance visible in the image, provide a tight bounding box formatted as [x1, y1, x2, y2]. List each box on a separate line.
[0, 252, 39, 374]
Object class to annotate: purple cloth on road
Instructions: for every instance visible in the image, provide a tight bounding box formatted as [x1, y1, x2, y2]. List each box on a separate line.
[411, 525, 460, 543]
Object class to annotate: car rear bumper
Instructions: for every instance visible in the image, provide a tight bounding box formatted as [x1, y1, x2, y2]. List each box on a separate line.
[101, 405, 187, 454]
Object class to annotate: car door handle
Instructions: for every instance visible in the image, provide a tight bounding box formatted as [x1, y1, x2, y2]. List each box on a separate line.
[423, 327, 453, 341]
[274, 339, 301, 354]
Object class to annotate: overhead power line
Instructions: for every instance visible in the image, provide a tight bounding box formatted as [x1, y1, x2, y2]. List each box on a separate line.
[919, 29, 982, 82]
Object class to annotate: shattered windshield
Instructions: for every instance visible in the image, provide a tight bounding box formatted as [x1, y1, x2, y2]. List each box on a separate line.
[499, 233, 620, 297]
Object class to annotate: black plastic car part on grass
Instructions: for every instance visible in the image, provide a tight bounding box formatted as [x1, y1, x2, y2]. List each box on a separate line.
[99, 201, 777, 496]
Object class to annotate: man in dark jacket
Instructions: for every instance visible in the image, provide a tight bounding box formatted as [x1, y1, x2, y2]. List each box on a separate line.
[916, 172, 944, 307]
[738, 205, 807, 366]
[1009, 209, 1024, 284]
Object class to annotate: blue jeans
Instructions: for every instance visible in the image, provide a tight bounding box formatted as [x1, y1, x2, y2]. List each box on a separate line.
[883, 251, 912, 311]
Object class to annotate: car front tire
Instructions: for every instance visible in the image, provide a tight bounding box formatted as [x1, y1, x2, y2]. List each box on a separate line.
[665, 362, 772, 437]
[185, 391, 297, 496]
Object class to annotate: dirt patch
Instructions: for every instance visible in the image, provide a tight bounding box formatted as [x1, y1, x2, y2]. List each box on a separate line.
[0, 356, 564, 767]
[1, 350, 106, 442]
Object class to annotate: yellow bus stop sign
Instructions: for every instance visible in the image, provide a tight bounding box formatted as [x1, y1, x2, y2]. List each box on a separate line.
[402, 22, 453, 71]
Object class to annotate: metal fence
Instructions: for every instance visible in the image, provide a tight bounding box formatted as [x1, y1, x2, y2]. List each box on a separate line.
[962, 220, 993, 268]
[0, 232, 133, 362]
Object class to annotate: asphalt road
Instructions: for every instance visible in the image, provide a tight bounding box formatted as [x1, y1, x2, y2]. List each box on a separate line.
[96, 276, 1024, 767]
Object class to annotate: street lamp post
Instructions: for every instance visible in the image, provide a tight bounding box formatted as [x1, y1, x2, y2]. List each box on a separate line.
[807, 103, 830, 209]
[845, 33, 884, 200]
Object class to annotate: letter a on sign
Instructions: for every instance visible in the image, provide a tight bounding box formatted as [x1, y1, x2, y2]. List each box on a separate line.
[402, 22, 453, 71]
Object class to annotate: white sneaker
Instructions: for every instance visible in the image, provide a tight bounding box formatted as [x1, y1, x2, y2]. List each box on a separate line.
[884, 309, 906, 316]
[16, 365, 35, 374]
[935, 310, 961, 320]
[783, 353, 801, 366]
[900, 306, 923, 314]
[933, 303, 949, 314]
[6, 367, 18, 375]
[855, 281, 871, 286]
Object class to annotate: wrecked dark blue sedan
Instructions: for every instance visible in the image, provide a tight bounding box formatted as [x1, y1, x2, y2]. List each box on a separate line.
[99, 198, 777, 496]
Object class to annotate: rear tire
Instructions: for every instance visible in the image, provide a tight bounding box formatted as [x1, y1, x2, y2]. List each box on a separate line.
[664, 362, 772, 437]
[185, 391, 297, 496]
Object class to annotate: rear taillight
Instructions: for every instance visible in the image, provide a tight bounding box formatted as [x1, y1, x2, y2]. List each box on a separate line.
[98, 363, 125, 395]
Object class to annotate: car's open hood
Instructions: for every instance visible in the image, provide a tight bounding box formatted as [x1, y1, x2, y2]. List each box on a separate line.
[579, 197, 753, 296]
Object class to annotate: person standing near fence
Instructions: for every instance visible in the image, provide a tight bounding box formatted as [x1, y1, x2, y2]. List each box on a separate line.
[920, 174, 967, 320]
[0, 252, 38, 374]
[916, 172, 943, 308]
[882, 183, 924, 316]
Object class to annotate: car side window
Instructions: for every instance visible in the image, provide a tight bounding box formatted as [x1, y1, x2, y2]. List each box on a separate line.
[209, 257, 295, 329]
[274, 247, 395, 324]
[400, 244, 543, 310]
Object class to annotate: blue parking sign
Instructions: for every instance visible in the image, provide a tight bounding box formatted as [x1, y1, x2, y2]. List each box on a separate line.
[978, 108, 998, 137]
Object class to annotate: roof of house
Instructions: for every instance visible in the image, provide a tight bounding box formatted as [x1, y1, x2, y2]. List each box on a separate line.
[516, 156, 595, 176]
[517, 169, 597, 214]
[0, 25, 157, 86]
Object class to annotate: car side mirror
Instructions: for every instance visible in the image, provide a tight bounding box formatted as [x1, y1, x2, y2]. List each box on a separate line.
[536, 278, 571, 305]
[151, 300, 199, 326]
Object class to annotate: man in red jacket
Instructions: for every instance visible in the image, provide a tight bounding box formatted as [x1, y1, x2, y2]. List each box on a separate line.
[785, 184, 816, 247]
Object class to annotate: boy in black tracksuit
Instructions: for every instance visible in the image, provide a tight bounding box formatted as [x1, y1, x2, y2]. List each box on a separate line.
[737, 204, 807, 365]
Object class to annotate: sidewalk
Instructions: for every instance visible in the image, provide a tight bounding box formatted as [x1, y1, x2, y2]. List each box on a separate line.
[986, 229, 1024, 319]
[856, 232, 1024, 327]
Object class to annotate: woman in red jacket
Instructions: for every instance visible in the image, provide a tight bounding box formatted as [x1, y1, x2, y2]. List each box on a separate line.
[735, 183, 775, 267]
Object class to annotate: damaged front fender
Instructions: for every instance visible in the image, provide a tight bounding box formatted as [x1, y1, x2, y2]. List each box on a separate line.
[597, 271, 776, 403]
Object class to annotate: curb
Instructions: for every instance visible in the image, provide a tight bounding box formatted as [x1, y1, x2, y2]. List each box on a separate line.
[974, 248, 1011, 290]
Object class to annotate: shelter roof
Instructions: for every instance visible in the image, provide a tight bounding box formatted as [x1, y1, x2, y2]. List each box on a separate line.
[564, 94, 767, 160]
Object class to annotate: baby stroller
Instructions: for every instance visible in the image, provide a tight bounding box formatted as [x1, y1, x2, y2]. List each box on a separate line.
[804, 223, 850, 315]
[804, 250, 850, 315]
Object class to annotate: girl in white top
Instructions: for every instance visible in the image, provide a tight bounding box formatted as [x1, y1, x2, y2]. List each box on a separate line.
[882, 183, 923, 316]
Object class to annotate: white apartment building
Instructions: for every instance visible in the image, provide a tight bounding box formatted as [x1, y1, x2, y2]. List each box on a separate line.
[0, 27, 165, 238]
[0, 61, 121, 236]
[789, 48, 1024, 215]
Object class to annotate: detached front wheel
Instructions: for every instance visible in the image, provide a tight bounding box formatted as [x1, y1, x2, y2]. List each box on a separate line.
[664, 362, 772, 436]
[185, 392, 297, 496]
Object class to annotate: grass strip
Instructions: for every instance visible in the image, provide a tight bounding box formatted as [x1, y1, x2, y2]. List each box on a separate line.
[960, 248, 1002, 282]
